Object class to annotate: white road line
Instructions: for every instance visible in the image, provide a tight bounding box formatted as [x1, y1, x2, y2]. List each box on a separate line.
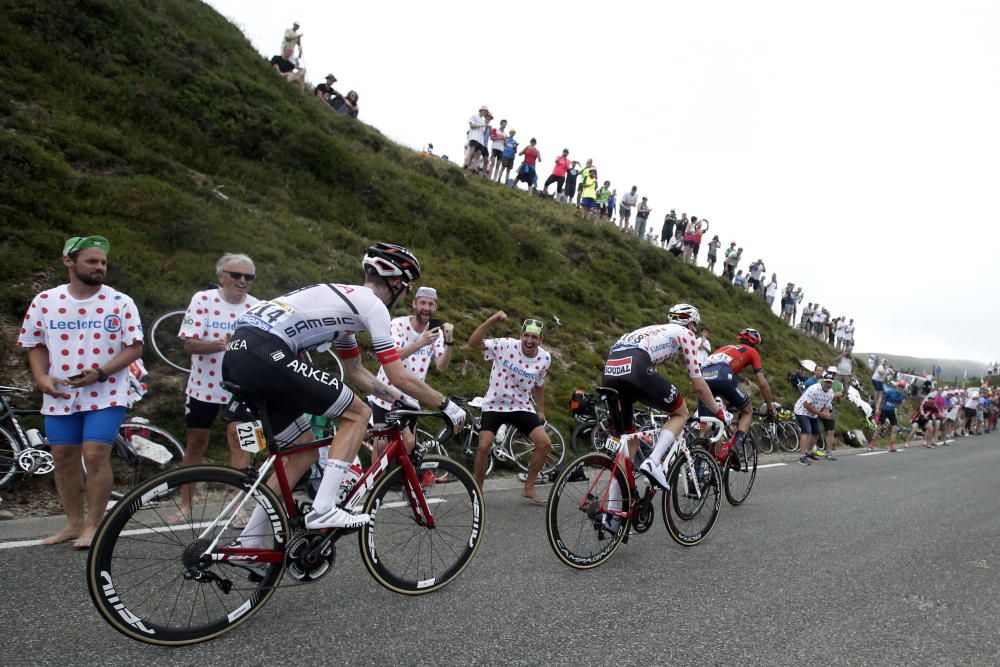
[757, 463, 788, 469]
[859, 451, 886, 456]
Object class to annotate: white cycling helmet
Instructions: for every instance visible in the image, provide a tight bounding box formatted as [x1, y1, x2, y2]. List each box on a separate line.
[668, 303, 701, 328]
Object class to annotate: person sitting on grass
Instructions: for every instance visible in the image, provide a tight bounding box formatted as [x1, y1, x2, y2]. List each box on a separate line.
[270, 47, 306, 92]
[331, 90, 360, 119]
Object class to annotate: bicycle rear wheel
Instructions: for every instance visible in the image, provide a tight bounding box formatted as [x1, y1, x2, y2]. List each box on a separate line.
[778, 422, 802, 452]
[505, 422, 565, 475]
[546, 452, 631, 569]
[88, 465, 288, 646]
[748, 422, 773, 455]
[0, 426, 22, 490]
[359, 455, 484, 594]
[724, 436, 758, 506]
[114, 421, 186, 491]
[662, 445, 722, 547]
[149, 310, 190, 373]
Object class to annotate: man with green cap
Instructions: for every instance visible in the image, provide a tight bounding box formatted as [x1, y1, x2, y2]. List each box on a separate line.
[467, 311, 552, 504]
[17, 236, 144, 548]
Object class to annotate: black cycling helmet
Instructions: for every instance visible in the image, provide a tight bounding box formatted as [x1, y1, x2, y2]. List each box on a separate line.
[738, 327, 762, 348]
[362, 242, 421, 283]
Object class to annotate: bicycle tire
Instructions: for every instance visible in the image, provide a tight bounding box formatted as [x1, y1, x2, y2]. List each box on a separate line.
[149, 310, 190, 373]
[0, 425, 22, 490]
[359, 455, 484, 594]
[505, 422, 565, 475]
[778, 422, 802, 452]
[588, 417, 612, 451]
[662, 444, 722, 547]
[115, 421, 186, 491]
[545, 452, 631, 569]
[88, 465, 288, 646]
[723, 436, 758, 506]
[747, 422, 773, 455]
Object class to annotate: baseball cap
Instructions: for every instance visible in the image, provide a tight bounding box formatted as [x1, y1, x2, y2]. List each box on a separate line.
[414, 286, 438, 301]
[63, 235, 111, 256]
[325, 73, 337, 81]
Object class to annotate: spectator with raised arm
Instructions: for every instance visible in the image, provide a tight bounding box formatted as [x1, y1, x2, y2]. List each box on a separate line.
[661, 210, 677, 248]
[619, 186, 638, 230]
[281, 21, 303, 60]
[464, 105, 490, 170]
[705, 235, 721, 273]
[497, 129, 518, 184]
[765, 274, 779, 308]
[543, 148, 571, 197]
[634, 196, 651, 239]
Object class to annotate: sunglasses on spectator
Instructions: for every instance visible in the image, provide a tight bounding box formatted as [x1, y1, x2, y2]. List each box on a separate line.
[223, 271, 256, 281]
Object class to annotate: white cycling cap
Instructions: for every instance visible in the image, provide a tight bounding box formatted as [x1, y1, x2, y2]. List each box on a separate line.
[414, 286, 438, 301]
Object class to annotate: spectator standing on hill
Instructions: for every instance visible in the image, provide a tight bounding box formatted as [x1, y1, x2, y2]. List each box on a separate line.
[464, 105, 490, 170]
[810, 307, 824, 338]
[17, 236, 144, 548]
[705, 235, 721, 272]
[620, 186, 638, 229]
[578, 167, 599, 219]
[800, 303, 813, 330]
[281, 22, 303, 60]
[498, 130, 518, 184]
[724, 245, 742, 279]
[173, 254, 260, 524]
[488, 119, 508, 181]
[792, 286, 804, 324]
[732, 269, 748, 290]
[634, 197, 651, 239]
[662, 210, 677, 246]
[677, 213, 689, 238]
[695, 326, 712, 367]
[512, 138, 541, 191]
[834, 317, 846, 350]
[836, 348, 854, 380]
[667, 230, 684, 256]
[780, 283, 795, 323]
[747, 259, 766, 294]
[596, 181, 612, 219]
[270, 47, 306, 92]
[562, 161, 580, 204]
[543, 148, 571, 196]
[843, 318, 855, 349]
[765, 274, 779, 308]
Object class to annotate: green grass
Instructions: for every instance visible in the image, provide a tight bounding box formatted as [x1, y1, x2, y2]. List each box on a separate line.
[0, 0, 877, 451]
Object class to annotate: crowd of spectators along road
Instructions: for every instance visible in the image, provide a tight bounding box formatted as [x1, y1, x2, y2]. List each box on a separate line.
[457, 104, 857, 341]
[269, 22, 360, 119]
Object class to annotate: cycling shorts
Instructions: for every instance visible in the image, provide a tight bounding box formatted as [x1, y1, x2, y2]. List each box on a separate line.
[479, 410, 544, 438]
[698, 363, 751, 414]
[601, 348, 684, 433]
[45, 406, 127, 446]
[222, 328, 355, 445]
[879, 409, 898, 427]
[185, 395, 224, 429]
[795, 413, 821, 435]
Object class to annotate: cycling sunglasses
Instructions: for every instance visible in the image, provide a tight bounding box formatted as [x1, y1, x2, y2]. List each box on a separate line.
[223, 271, 256, 281]
[522, 319, 544, 335]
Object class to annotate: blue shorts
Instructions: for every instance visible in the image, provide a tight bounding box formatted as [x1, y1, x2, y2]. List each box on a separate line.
[44, 406, 127, 446]
[581, 197, 596, 209]
[872, 380, 884, 392]
[795, 413, 821, 435]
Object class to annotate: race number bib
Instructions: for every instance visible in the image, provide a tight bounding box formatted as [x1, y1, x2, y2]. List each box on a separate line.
[236, 421, 267, 453]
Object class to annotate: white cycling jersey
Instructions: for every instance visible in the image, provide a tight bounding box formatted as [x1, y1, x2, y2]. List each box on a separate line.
[609, 323, 703, 378]
[235, 283, 398, 363]
[794, 383, 835, 417]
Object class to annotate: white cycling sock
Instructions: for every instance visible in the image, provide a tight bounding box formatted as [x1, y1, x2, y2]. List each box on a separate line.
[649, 429, 676, 463]
[237, 504, 269, 549]
[311, 458, 352, 515]
[607, 477, 622, 514]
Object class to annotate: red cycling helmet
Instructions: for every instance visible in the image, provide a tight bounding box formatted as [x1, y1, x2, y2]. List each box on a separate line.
[738, 327, 762, 348]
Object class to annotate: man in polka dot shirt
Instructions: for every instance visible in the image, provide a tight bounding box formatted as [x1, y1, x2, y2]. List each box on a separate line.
[173, 253, 260, 522]
[17, 236, 144, 548]
[467, 311, 552, 504]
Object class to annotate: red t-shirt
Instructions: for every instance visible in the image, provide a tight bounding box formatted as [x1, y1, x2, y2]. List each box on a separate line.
[552, 156, 569, 177]
[523, 146, 539, 165]
[704, 344, 763, 374]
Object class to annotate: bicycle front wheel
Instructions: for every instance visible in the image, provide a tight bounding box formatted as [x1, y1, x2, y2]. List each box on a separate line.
[546, 452, 631, 569]
[0, 425, 22, 490]
[88, 465, 288, 646]
[414, 428, 459, 484]
[505, 422, 565, 475]
[359, 455, 484, 595]
[724, 436, 758, 506]
[115, 421, 186, 491]
[662, 445, 722, 547]
[149, 310, 190, 373]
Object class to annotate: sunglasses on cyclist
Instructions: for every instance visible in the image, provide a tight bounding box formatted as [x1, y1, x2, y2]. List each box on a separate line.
[522, 319, 544, 335]
[223, 271, 256, 281]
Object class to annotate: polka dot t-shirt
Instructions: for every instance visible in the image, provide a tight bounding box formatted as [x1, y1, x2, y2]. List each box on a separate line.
[481, 338, 551, 413]
[609, 323, 703, 377]
[369, 316, 446, 411]
[17, 284, 144, 415]
[179, 289, 259, 404]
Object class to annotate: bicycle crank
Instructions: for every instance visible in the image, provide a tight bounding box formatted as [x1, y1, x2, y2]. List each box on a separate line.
[286, 531, 336, 583]
[17, 448, 55, 475]
[631, 492, 655, 534]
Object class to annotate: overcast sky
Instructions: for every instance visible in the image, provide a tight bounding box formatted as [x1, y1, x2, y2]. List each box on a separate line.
[207, 0, 997, 365]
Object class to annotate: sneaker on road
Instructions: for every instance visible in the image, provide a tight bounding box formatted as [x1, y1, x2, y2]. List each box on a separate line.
[825, 452, 838, 461]
[806, 451, 821, 461]
[798, 455, 811, 466]
[639, 458, 670, 491]
[305, 506, 371, 530]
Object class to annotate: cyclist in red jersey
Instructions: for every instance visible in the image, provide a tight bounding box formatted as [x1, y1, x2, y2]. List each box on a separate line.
[698, 328, 774, 461]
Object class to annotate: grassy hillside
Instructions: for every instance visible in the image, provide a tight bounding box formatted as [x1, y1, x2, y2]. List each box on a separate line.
[0, 0, 872, 444]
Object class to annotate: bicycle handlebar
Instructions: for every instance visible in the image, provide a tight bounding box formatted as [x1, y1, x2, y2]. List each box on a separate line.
[696, 416, 727, 444]
[384, 408, 458, 446]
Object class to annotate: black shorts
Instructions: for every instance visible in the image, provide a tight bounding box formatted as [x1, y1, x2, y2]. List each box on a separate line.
[479, 410, 543, 438]
[543, 174, 565, 192]
[879, 409, 898, 427]
[796, 414, 821, 435]
[564, 180, 577, 199]
[501, 155, 514, 169]
[698, 363, 750, 415]
[820, 416, 835, 431]
[185, 395, 224, 429]
[491, 148, 503, 159]
[222, 328, 355, 444]
[601, 348, 684, 433]
[468, 139, 485, 152]
[963, 407, 976, 420]
[912, 415, 929, 429]
[619, 206, 632, 220]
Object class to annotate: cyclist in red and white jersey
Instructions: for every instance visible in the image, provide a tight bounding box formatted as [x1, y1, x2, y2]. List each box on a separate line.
[699, 327, 774, 461]
[222, 243, 466, 534]
[601, 303, 725, 490]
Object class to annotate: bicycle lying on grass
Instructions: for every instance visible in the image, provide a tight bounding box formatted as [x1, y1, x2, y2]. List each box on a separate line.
[545, 387, 725, 569]
[87, 381, 484, 646]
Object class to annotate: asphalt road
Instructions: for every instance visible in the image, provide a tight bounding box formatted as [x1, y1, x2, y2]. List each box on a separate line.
[2, 433, 999, 666]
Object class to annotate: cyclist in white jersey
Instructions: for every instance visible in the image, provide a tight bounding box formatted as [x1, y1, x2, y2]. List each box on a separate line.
[222, 243, 467, 532]
[601, 303, 725, 490]
[367, 285, 455, 451]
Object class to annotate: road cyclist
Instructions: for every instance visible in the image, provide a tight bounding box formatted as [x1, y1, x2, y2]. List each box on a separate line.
[220, 242, 467, 543]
